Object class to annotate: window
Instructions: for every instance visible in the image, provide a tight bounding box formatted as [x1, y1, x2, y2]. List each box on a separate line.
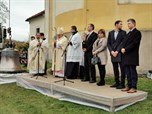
[118, 0, 152, 4]
[36, 28, 40, 34]
[0, 24, 2, 43]
[3, 28, 7, 39]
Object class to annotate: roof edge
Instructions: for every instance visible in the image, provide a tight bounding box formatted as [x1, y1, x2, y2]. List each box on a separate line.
[25, 10, 45, 22]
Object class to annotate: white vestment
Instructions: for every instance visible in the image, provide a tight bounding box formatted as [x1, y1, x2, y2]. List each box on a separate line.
[28, 38, 47, 74]
[52, 36, 68, 77]
[66, 32, 82, 62]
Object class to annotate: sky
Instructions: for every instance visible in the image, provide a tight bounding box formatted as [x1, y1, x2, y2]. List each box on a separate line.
[4, 0, 44, 41]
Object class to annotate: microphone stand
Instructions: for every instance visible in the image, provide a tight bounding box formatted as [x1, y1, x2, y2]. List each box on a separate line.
[31, 40, 47, 79]
[54, 41, 74, 85]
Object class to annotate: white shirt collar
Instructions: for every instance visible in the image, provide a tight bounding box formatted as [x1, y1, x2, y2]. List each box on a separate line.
[114, 29, 119, 32]
[88, 31, 93, 35]
[130, 27, 136, 31]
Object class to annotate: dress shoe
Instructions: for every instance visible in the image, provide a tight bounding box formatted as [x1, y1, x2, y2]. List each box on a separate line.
[116, 85, 125, 89]
[55, 75, 59, 77]
[67, 77, 76, 79]
[121, 87, 130, 92]
[40, 73, 44, 76]
[97, 82, 105, 86]
[127, 88, 137, 93]
[89, 80, 96, 83]
[110, 83, 119, 88]
[43, 73, 47, 75]
[33, 74, 37, 76]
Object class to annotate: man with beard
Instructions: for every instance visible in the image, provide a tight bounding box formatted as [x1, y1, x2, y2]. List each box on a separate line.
[108, 20, 126, 89]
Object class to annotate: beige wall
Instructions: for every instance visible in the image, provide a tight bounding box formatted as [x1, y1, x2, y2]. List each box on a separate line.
[55, 0, 84, 16]
[87, 0, 152, 30]
[54, 0, 152, 32]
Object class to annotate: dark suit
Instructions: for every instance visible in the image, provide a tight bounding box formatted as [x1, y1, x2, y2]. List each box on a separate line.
[121, 28, 142, 89]
[83, 32, 97, 81]
[107, 30, 126, 86]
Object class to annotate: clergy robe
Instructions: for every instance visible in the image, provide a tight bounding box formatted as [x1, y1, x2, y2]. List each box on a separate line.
[28, 38, 47, 74]
[52, 36, 68, 77]
[65, 32, 82, 79]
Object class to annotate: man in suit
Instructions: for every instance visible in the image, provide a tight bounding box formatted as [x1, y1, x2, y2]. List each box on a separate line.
[82, 24, 98, 83]
[108, 20, 126, 89]
[121, 18, 142, 93]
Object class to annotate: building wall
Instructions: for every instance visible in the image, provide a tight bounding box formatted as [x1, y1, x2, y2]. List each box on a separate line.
[85, 0, 152, 30]
[55, 0, 84, 16]
[28, 15, 45, 40]
[52, 0, 152, 32]
[47, 0, 152, 74]
[138, 30, 152, 73]
[48, 0, 152, 43]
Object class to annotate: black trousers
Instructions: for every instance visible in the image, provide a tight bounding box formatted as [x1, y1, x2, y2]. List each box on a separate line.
[79, 66, 85, 79]
[97, 63, 106, 83]
[65, 62, 79, 79]
[44, 61, 47, 75]
[125, 65, 138, 89]
[84, 54, 96, 81]
[112, 62, 125, 86]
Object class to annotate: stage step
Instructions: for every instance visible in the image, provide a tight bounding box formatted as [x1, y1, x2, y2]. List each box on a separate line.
[16, 75, 147, 112]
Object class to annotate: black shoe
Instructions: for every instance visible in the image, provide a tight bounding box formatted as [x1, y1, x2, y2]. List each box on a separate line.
[97, 82, 105, 86]
[110, 83, 119, 88]
[40, 73, 44, 76]
[89, 80, 96, 83]
[67, 77, 75, 79]
[81, 79, 89, 82]
[116, 85, 125, 89]
[43, 73, 47, 75]
[55, 75, 59, 77]
[33, 74, 38, 76]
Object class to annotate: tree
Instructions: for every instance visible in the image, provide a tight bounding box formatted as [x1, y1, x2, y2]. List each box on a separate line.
[0, 0, 9, 24]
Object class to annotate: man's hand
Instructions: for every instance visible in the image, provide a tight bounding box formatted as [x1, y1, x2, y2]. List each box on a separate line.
[37, 42, 41, 47]
[111, 51, 119, 57]
[69, 42, 73, 46]
[58, 46, 62, 49]
[83, 48, 87, 52]
[111, 51, 116, 57]
[92, 51, 97, 55]
[121, 48, 126, 54]
[114, 51, 118, 57]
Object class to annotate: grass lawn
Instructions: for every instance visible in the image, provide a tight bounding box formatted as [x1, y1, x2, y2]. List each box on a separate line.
[0, 76, 152, 114]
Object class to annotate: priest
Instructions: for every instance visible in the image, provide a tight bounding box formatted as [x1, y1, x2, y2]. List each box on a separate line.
[52, 27, 68, 77]
[65, 26, 82, 79]
[28, 33, 47, 76]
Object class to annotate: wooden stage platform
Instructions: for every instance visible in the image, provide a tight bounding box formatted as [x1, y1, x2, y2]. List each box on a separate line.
[16, 75, 147, 112]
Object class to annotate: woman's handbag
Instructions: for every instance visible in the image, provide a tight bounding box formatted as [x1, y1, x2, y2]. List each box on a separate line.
[91, 55, 100, 65]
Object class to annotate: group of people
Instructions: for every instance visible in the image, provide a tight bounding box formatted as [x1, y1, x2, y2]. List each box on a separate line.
[28, 18, 141, 93]
[107, 19, 141, 93]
